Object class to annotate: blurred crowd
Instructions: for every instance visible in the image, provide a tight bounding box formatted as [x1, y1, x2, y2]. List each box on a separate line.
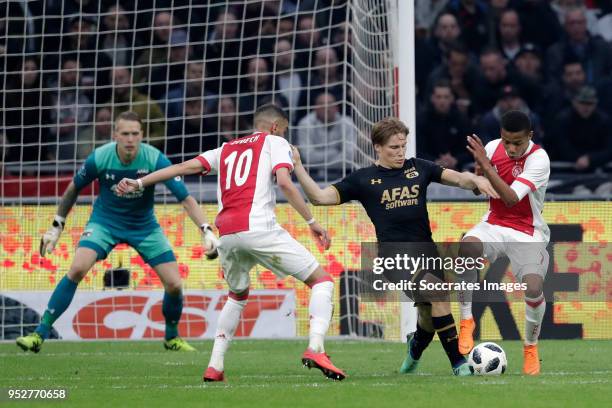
[0, 0, 354, 179]
[415, 0, 612, 177]
[1, 0, 611, 186]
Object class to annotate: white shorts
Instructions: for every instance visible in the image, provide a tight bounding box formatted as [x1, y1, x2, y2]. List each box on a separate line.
[464, 222, 549, 281]
[217, 226, 320, 294]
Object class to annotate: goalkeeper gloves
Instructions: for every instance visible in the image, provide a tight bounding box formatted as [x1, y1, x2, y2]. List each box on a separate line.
[40, 215, 65, 256]
[200, 223, 220, 260]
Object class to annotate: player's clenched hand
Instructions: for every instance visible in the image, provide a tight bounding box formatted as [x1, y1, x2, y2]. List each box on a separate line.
[117, 178, 140, 195]
[474, 176, 500, 199]
[200, 223, 220, 260]
[290, 145, 303, 167]
[466, 134, 488, 167]
[309, 222, 331, 250]
[39, 219, 64, 257]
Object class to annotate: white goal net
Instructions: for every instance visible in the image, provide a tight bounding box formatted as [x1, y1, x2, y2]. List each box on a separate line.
[0, 0, 405, 341]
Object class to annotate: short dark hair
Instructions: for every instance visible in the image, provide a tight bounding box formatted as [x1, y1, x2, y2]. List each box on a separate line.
[480, 46, 503, 59]
[501, 110, 531, 133]
[371, 117, 409, 146]
[432, 78, 452, 91]
[446, 41, 469, 58]
[254, 103, 288, 123]
[115, 111, 142, 126]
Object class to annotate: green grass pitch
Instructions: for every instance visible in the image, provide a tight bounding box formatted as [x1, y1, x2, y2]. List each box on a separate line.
[1, 339, 610, 407]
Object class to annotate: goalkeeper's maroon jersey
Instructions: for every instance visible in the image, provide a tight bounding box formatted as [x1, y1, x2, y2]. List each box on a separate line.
[196, 132, 294, 236]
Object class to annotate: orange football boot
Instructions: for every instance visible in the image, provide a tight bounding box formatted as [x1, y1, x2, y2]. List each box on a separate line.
[523, 344, 541, 375]
[459, 318, 476, 355]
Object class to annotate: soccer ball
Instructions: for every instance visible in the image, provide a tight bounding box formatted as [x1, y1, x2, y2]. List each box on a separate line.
[468, 342, 507, 375]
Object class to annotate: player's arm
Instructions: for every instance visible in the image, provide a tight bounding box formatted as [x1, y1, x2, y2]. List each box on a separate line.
[467, 134, 519, 207]
[117, 158, 203, 194]
[153, 152, 220, 260]
[440, 169, 500, 199]
[291, 145, 339, 206]
[40, 153, 98, 256]
[39, 182, 79, 256]
[180, 195, 219, 260]
[276, 167, 331, 249]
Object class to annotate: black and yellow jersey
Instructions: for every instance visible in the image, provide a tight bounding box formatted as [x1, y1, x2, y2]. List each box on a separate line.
[332, 158, 444, 243]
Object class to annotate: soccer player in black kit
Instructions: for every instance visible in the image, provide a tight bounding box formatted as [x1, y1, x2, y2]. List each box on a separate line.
[292, 117, 498, 375]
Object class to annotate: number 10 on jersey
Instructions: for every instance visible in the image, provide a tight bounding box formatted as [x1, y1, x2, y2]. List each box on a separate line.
[224, 149, 253, 189]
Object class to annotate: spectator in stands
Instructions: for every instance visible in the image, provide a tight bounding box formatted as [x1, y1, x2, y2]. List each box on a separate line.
[445, 0, 491, 54]
[478, 84, 543, 144]
[496, 8, 524, 62]
[513, 43, 546, 113]
[99, 4, 139, 67]
[484, 0, 511, 45]
[416, 13, 462, 90]
[416, 80, 472, 170]
[237, 57, 288, 127]
[273, 38, 304, 125]
[425, 42, 483, 118]
[1, 56, 52, 163]
[148, 29, 192, 100]
[48, 58, 93, 161]
[215, 97, 249, 143]
[429, 13, 463, 64]
[415, 0, 451, 37]
[296, 92, 356, 180]
[61, 17, 113, 103]
[331, 21, 352, 64]
[294, 15, 322, 69]
[242, 3, 278, 56]
[515, 0, 563, 50]
[551, 0, 600, 34]
[205, 10, 241, 94]
[78, 107, 112, 159]
[133, 11, 175, 85]
[546, 7, 612, 85]
[475, 48, 537, 115]
[164, 59, 216, 124]
[278, 16, 295, 41]
[300, 47, 344, 120]
[542, 59, 587, 129]
[167, 88, 216, 164]
[514, 43, 544, 82]
[110, 66, 166, 149]
[549, 86, 612, 171]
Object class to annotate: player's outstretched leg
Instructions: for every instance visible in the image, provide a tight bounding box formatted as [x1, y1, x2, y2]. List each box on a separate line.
[431, 302, 471, 376]
[400, 304, 434, 374]
[203, 290, 248, 382]
[523, 274, 545, 375]
[154, 261, 196, 352]
[16, 275, 78, 352]
[301, 270, 345, 381]
[16, 248, 96, 353]
[457, 237, 483, 355]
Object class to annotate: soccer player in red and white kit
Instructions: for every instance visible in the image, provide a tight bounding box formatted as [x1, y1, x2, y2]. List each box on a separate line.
[458, 110, 550, 375]
[117, 104, 345, 382]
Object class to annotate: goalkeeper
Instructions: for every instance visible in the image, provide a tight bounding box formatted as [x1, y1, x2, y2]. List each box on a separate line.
[16, 111, 218, 353]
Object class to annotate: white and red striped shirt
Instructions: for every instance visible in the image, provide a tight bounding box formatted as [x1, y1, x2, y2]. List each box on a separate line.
[196, 132, 294, 236]
[482, 139, 550, 241]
